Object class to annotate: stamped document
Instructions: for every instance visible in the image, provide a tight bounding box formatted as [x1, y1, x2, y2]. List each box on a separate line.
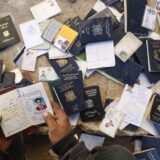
[0, 82, 52, 137]
[117, 84, 153, 127]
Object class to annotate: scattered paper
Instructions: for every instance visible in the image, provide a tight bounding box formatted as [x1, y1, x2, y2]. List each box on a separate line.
[19, 20, 44, 49]
[86, 41, 115, 69]
[30, 0, 61, 23]
[99, 107, 124, 138]
[117, 84, 153, 127]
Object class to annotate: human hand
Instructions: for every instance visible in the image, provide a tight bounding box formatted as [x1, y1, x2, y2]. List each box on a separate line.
[44, 102, 71, 145]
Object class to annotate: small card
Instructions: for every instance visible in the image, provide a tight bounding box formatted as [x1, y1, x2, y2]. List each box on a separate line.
[86, 41, 115, 69]
[142, 5, 157, 31]
[80, 86, 105, 122]
[39, 67, 59, 81]
[49, 57, 79, 77]
[19, 20, 44, 49]
[115, 32, 142, 62]
[42, 19, 62, 43]
[30, 0, 61, 23]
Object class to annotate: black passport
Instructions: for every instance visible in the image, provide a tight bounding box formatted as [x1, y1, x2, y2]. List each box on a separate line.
[89, 8, 119, 29]
[125, 0, 148, 37]
[80, 86, 105, 122]
[55, 72, 85, 116]
[150, 94, 160, 125]
[0, 16, 20, 51]
[49, 57, 79, 78]
[100, 57, 142, 86]
[135, 43, 160, 83]
[79, 17, 113, 45]
[65, 17, 85, 55]
[147, 40, 160, 72]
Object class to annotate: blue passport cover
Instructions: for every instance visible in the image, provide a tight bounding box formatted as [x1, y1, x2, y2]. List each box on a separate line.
[100, 57, 142, 86]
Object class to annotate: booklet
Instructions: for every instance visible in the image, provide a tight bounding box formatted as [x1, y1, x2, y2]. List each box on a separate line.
[30, 0, 61, 23]
[86, 41, 115, 69]
[0, 82, 52, 137]
[115, 32, 142, 62]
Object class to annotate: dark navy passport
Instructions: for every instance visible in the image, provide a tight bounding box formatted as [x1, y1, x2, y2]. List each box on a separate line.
[65, 17, 85, 55]
[79, 17, 113, 45]
[125, 0, 148, 37]
[55, 72, 85, 116]
[80, 86, 105, 122]
[135, 43, 160, 83]
[100, 57, 142, 86]
[49, 57, 79, 77]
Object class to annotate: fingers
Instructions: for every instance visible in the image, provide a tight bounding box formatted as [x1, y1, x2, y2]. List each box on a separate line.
[52, 102, 62, 113]
[44, 111, 57, 131]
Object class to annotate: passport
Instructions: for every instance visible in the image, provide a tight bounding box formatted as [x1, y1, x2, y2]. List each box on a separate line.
[65, 17, 85, 55]
[146, 40, 160, 72]
[79, 17, 113, 45]
[80, 86, 105, 122]
[135, 43, 160, 83]
[49, 57, 79, 78]
[150, 94, 160, 125]
[0, 16, 20, 50]
[99, 57, 142, 86]
[89, 8, 119, 29]
[55, 72, 85, 116]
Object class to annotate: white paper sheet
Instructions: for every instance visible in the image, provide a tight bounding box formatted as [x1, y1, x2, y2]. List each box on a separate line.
[30, 0, 61, 23]
[117, 84, 153, 127]
[19, 20, 44, 49]
[86, 41, 115, 69]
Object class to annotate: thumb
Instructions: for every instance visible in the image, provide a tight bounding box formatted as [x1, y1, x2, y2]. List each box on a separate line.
[43, 111, 57, 131]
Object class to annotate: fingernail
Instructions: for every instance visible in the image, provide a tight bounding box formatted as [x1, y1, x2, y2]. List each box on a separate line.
[44, 111, 48, 117]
